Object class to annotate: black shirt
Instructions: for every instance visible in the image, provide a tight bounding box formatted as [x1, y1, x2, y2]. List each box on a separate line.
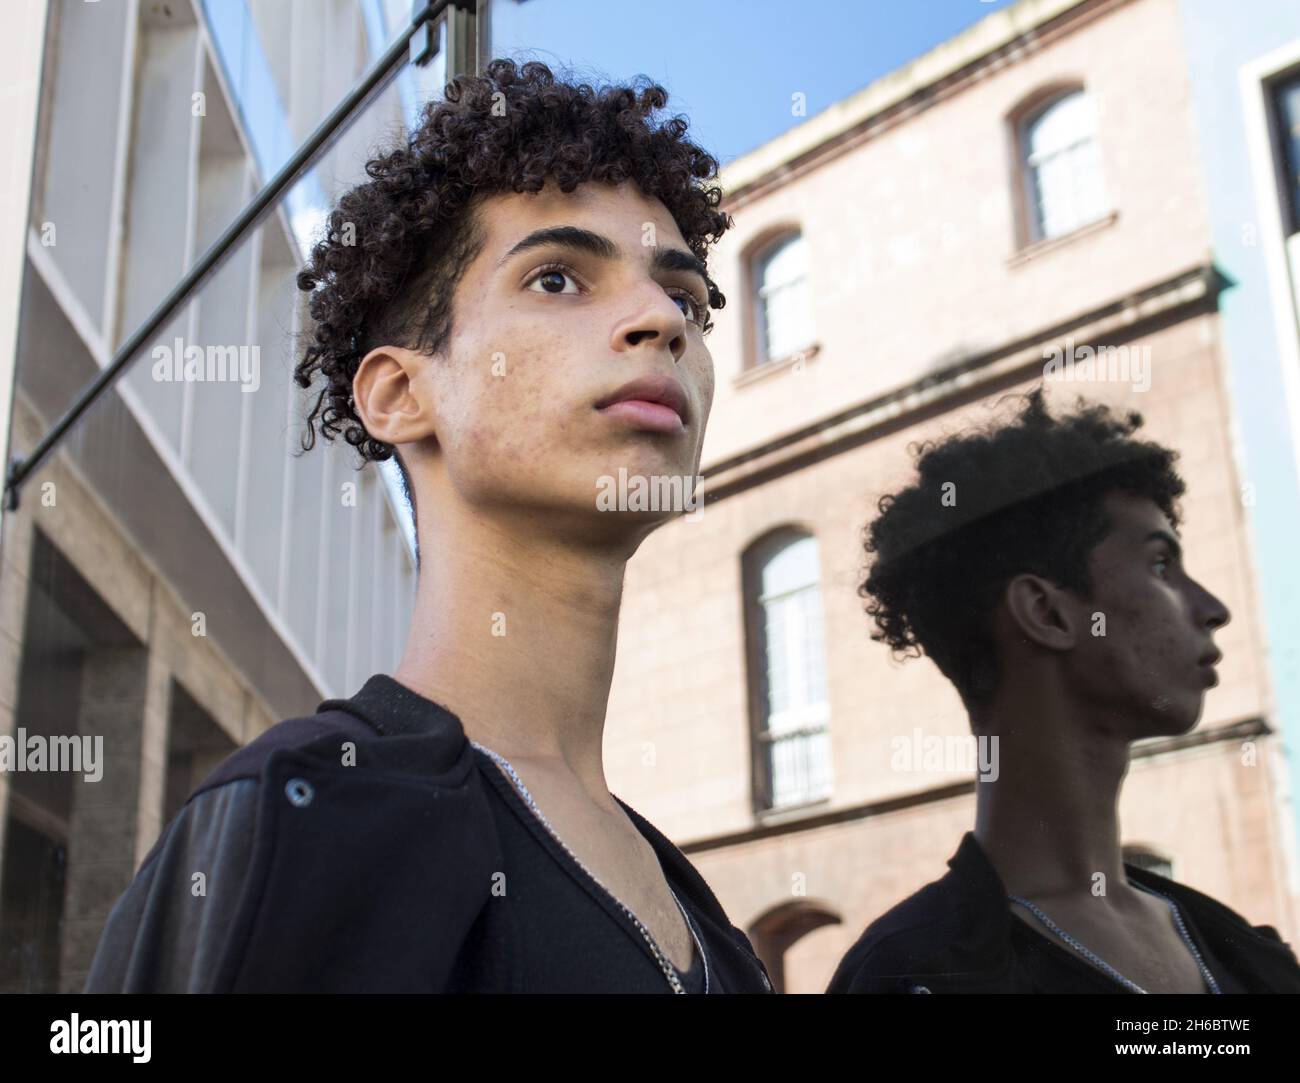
[85, 673, 770, 994]
[464, 740, 724, 992]
[827, 831, 1300, 993]
[676, 950, 706, 992]
[1007, 885, 1248, 993]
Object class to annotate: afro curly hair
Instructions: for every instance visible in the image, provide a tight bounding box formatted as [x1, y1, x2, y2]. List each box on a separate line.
[293, 58, 734, 565]
[859, 387, 1185, 714]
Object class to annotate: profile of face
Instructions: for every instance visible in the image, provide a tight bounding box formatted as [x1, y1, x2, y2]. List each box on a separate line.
[368, 178, 716, 551]
[1060, 491, 1231, 738]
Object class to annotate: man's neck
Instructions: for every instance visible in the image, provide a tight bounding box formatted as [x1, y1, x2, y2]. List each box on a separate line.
[972, 694, 1134, 902]
[393, 505, 632, 803]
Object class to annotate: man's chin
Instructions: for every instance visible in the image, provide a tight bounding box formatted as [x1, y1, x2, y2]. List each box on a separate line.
[544, 500, 688, 555]
[591, 465, 705, 518]
[593, 504, 692, 543]
[1139, 693, 1204, 738]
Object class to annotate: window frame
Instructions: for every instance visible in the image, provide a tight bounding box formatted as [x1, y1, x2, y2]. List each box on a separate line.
[741, 527, 833, 815]
[745, 228, 816, 372]
[1010, 83, 1109, 249]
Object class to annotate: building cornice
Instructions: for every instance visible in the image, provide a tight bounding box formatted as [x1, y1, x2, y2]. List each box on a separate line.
[719, 0, 1131, 209]
[701, 262, 1227, 505]
[680, 715, 1269, 855]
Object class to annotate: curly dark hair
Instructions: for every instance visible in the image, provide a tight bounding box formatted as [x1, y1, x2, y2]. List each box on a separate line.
[859, 387, 1185, 712]
[293, 58, 733, 563]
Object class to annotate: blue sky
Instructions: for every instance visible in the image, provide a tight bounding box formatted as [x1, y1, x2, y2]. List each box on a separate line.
[488, 0, 1017, 165]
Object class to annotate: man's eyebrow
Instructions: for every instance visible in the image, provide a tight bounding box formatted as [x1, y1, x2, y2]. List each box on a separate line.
[648, 246, 709, 284]
[1145, 529, 1183, 560]
[497, 225, 616, 267]
[496, 225, 709, 286]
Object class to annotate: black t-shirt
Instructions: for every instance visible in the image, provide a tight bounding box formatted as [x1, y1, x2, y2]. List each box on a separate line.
[463, 744, 723, 993]
[1009, 893, 1248, 994]
[827, 831, 1297, 993]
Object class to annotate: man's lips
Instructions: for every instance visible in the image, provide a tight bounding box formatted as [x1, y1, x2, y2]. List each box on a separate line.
[1198, 648, 1222, 688]
[595, 374, 689, 433]
[599, 400, 684, 433]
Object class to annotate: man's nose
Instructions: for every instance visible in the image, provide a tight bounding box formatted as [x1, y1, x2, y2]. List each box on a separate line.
[616, 287, 687, 362]
[1194, 579, 1231, 631]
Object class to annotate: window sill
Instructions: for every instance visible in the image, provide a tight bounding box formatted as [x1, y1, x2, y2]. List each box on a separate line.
[1007, 209, 1119, 268]
[755, 793, 833, 825]
[734, 342, 821, 388]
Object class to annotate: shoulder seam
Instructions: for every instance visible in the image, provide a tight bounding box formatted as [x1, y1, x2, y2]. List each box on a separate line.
[134, 776, 260, 876]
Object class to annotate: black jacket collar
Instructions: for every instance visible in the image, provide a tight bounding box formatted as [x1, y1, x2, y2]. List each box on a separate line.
[323, 672, 465, 738]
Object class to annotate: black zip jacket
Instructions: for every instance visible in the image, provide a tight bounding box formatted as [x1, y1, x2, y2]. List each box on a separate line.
[827, 831, 1300, 993]
[84, 674, 774, 994]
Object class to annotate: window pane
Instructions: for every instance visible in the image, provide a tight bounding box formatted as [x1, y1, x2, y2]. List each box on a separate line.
[763, 279, 815, 362]
[1026, 91, 1095, 160]
[1026, 91, 1105, 240]
[764, 599, 791, 714]
[758, 234, 808, 290]
[756, 235, 814, 363]
[760, 534, 818, 597]
[756, 535, 831, 807]
[1272, 72, 1300, 233]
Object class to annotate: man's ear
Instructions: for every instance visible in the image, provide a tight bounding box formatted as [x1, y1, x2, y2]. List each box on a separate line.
[1003, 573, 1078, 651]
[352, 345, 440, 449]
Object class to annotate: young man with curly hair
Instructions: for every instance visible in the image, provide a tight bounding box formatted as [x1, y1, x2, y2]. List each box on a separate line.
[84, 60, 773, 994]
[828, 388, 1300, 994]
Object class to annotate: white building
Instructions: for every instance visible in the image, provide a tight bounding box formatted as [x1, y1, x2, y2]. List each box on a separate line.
[0, 0, 482, 993]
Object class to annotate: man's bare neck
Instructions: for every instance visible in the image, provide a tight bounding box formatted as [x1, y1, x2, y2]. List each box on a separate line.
[973, 708, 1131, 899]
[394, 515, 631, 795]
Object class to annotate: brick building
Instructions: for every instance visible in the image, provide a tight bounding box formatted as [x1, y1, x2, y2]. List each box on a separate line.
[599, 0, 1300, 992]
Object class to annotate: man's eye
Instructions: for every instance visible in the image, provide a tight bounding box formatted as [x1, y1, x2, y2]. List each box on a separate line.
[671, 290, 709, 327]
[526, 266, 580, 295]
[1154, 556, 1170, 576]
[525, 265, 709, 327]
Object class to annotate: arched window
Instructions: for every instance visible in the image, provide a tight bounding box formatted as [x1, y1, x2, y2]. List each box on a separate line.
[1021, 89, 1105, 242]
[748, 900, 842, 993]
[744, 530, 831, 810]
[752, 232, 814, 366]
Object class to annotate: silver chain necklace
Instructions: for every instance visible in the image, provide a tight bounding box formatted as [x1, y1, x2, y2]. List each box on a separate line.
[470, 739, 708, 994]
[1008, 882, 1222, 993]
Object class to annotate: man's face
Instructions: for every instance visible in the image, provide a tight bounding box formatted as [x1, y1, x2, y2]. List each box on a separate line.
[1065, 492, 1230, 737]
[419, 178, 714, 546]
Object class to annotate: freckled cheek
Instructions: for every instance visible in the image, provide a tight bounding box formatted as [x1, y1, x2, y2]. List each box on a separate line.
[1110, 608, 1181, 680]
[447, 307, 600, 468]
[688, 345, 715, 396]
[1086, 595, 1148, 677]
[698, 382, 715, 430]
[679, 353, 714, 442]
[456, 364, 575, 470]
